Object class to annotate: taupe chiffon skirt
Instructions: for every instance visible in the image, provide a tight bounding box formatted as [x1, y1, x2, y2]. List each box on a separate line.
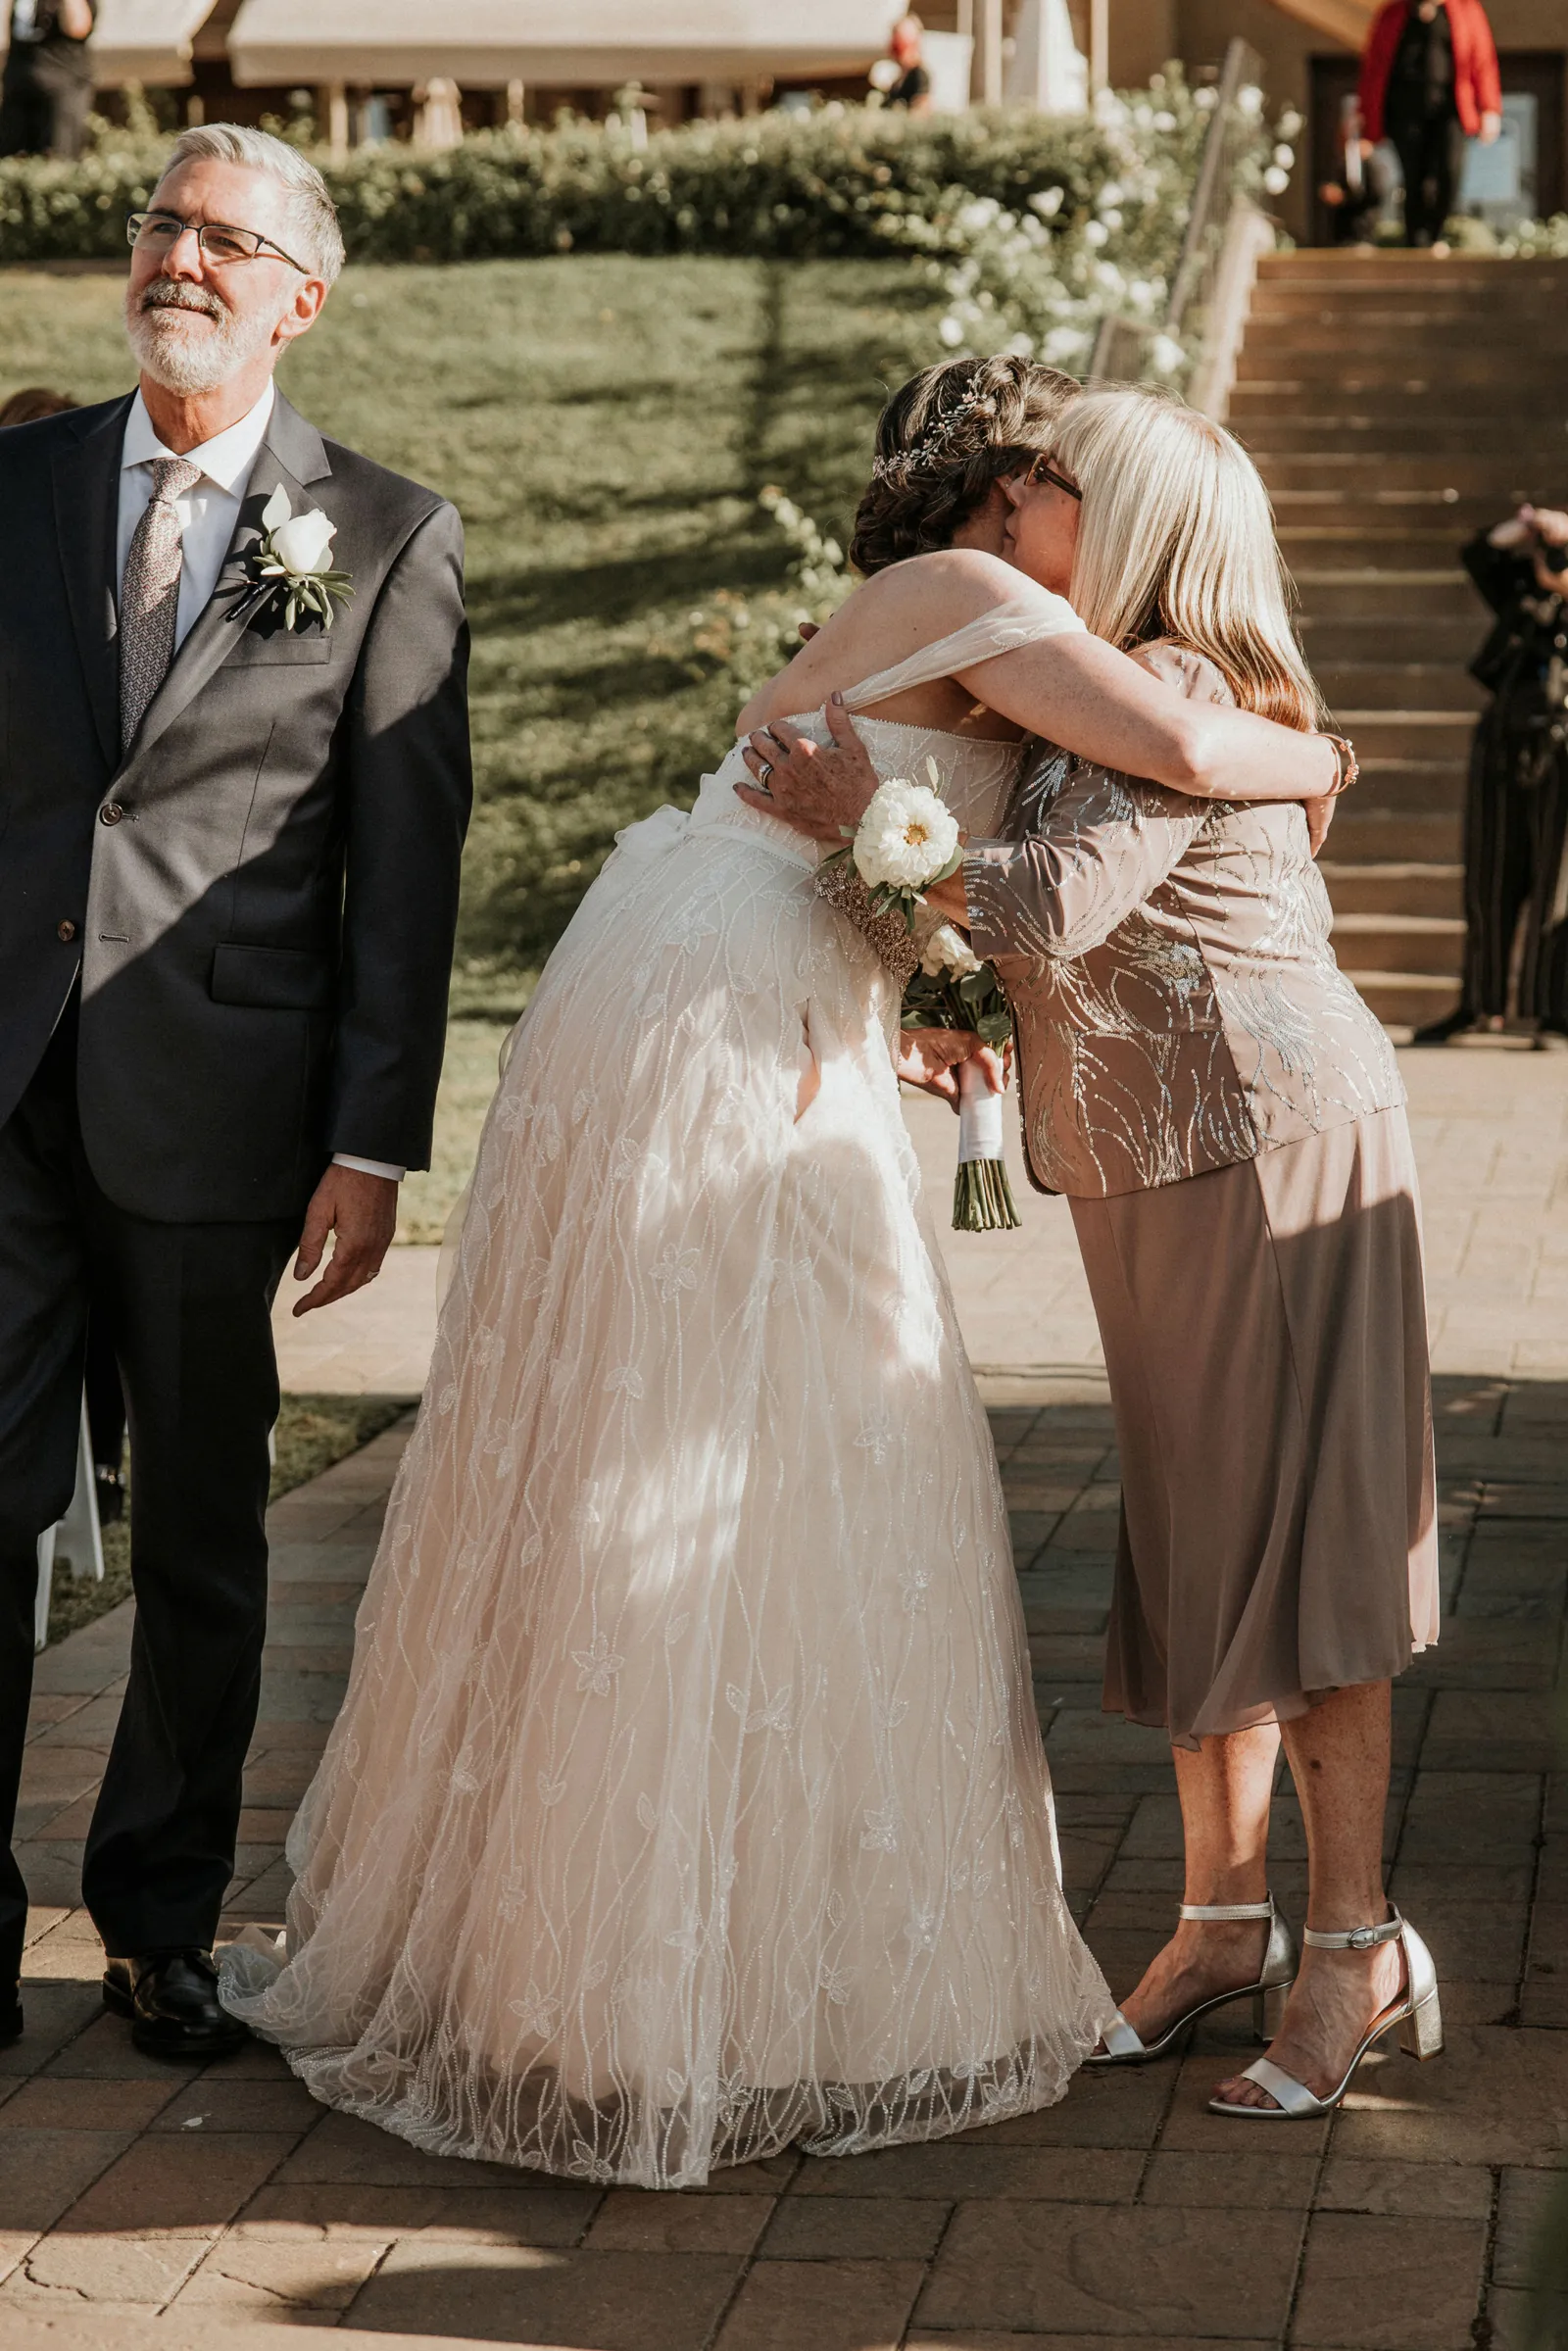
[1069, 1106, 1440, 1749]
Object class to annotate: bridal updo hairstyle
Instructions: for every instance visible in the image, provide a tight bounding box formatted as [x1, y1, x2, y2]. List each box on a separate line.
[850, 354, 1079, 575]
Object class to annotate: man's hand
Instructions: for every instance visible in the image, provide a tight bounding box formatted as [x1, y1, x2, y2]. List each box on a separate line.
[290, 1165, 399, 1317]
[736, 696, 881, 843]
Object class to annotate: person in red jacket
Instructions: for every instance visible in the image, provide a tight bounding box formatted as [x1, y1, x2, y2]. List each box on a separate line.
[1359, 0, 1501, 248]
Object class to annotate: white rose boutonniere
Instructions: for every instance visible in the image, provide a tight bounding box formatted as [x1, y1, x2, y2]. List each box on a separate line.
[248, 484, 354, 631]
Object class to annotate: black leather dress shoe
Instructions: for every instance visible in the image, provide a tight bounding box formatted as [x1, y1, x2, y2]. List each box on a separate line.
[102, 1949, 248, 2060]
[0, 1986, 21, 2047]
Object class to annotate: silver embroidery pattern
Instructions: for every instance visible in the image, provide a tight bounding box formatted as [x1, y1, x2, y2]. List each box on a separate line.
[967, 647, 1404, 1199]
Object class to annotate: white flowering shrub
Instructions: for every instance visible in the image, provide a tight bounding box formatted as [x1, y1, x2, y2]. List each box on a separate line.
[887, 73, 1298, 386]
[685, 486, 857, 707]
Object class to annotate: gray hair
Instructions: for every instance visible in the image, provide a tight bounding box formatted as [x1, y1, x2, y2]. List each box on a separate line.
[160, 124, 345, 285]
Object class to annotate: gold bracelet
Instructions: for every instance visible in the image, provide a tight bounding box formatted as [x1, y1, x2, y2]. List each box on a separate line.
[1321, 731, 1359, 798]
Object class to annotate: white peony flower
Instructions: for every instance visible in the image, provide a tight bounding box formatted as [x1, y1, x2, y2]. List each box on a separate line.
[270, 508, 337, 576]
[854, 779, 959, 892]
[920, 921, 981, 980]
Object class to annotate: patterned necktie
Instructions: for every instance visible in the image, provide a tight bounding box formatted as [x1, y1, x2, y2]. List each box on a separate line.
[119, 455, 204, 753]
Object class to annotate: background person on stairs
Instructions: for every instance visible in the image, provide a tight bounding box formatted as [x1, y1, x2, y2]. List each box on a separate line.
[1413, 504, 1568, 1048]
[1358, 0, 1500, 251]
[0, 0, 94, 161]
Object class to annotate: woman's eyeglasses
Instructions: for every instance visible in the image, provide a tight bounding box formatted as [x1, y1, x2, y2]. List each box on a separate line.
[126, 212, 309, 271]
[1028, 457, 1083, 500]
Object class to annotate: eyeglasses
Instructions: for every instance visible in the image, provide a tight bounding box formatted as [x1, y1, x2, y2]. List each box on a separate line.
[1028, 457, 1083, 500]
[126, 212, 309, 272]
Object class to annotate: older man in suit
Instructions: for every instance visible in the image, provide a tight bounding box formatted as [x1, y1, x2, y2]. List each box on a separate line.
[0, 124, 471, 2057]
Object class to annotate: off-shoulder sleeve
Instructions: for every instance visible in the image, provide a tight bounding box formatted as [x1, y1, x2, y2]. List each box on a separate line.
[962, 643, 1226, 963]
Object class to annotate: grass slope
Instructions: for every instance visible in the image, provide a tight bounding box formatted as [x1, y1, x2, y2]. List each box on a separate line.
[2, 255, 939, 1015]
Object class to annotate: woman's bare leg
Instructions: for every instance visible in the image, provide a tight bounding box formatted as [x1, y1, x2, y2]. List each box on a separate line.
[1113, 1720, 1279, 2043]
[1213, 1679, 1402, 2108]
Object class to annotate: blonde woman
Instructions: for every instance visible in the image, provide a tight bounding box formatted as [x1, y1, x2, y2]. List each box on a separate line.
[224, 361, 1348, 2183]
[752, 384, 1442, 2121]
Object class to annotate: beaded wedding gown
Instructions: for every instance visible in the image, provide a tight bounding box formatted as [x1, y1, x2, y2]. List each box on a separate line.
[222, 602, 1113, 2186]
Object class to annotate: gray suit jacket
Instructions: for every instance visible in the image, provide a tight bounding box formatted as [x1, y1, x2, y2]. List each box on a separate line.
[0, 389, 472, 1223]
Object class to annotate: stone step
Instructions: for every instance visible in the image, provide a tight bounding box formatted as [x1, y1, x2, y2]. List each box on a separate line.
[1248, 303, 1568, 335]
[1329, 808, 1463, 863]
[1245, 418, 1568, 457]
[1256, 455, 1552, 495]
[1314, 661, 1485, 711]
[1339, 755, 1467, 813]
[1348, 969, 1465, 1026]
[1233, 382, 1561, 421]
[1244, 315, 1568, 352]
[1294, 571, 1478, 620]
[1299, 615, 1482, 665]
[1331, 910, 1466, 974]
[1257, 249, 1568, 280]
[1320, 860, 1464, 919]
[1272, 490, 1494, 527]
[1237, 351, 1568, 390]
[1332, 710, 1472, 764]
[1281, 530, 1485, 570]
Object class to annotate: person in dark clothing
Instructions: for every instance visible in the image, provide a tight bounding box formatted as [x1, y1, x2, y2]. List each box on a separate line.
[1359, 0, 1500, 250]
[1318, 101, 1394, 244]
[1413, 505, 1568, 1047]
[884, 14, 931, 112]
[0, 0, 96, 161]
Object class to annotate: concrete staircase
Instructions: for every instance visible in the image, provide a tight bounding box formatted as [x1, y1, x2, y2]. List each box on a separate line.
[1228, 249, 1568, 1029]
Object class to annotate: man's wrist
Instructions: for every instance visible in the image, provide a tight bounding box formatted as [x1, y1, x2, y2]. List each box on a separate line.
[331, 1153, 405, 1182]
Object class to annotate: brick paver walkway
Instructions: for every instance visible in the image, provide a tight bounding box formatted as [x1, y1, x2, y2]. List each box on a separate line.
[6, 1047, 1566, 2349]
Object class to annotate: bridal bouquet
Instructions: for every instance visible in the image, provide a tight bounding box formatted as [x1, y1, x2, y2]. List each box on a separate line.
[826, 760, 1020, 1235]
[902, 927, 1022, 1233]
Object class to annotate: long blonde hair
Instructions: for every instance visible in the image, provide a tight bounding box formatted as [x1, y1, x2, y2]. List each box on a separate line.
[1049, 384, 1324, 730]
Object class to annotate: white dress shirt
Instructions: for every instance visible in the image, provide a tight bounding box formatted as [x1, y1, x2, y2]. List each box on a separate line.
[116, 382, 403, 1185]
[117, 381, 276, 653]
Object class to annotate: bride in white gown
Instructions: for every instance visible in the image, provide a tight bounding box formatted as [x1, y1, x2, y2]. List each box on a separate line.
[222, 358, 1340, 2185]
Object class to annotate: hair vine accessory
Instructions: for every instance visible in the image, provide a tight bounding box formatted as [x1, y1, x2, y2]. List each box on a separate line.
[871, 388, 1000, 482]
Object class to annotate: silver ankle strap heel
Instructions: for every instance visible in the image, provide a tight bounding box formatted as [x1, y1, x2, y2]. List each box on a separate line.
[1085, 1894, 1298, 2067]
[1206, 1906, 1443, 2118]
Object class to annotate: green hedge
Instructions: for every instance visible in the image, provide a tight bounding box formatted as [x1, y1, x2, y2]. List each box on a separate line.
[0, 105, 1200, 268]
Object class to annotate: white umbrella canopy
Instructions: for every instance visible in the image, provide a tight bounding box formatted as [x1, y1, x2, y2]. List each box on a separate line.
[228, 0, 906, 89]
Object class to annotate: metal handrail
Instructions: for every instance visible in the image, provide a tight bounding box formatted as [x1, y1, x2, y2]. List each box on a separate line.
[1167, 36, 1261, 331]
[1088, 36, 1267, 404]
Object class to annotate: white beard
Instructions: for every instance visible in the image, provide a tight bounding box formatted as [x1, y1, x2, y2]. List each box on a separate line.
[124, 284, 283, 396]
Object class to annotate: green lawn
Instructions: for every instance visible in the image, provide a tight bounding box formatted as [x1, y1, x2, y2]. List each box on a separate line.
[5, 254, 938, 1229]
[4, 256, 939, 1013]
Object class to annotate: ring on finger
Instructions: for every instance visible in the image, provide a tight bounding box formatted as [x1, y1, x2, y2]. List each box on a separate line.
[757, 759, 774, 788]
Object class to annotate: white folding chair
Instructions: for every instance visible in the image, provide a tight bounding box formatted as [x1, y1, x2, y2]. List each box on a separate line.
[34, 1395, 105, 1650]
